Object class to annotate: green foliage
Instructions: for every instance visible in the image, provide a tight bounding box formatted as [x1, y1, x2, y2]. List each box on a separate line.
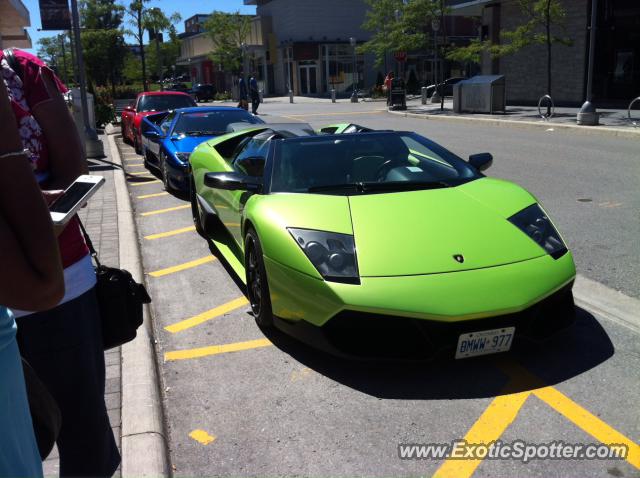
[215, 91, 232, 101]
[122, 51, 143, 84]
[80, 0, 124, 29]
[204, 11, 251, 74]
[359, 0, 441, 67]
[445, 38, 486, 64]
[36, 35, 74, 85]
[80, 29, 127, 87]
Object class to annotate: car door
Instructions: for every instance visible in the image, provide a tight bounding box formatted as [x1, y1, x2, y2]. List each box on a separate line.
[154, 112, 175, 159]
[216, 136, 269, 247]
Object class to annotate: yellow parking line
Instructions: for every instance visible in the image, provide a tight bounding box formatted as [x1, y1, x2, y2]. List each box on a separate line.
[164, 296, 249, 333]
[130, 179, 162, 187]
[140, 204, 190, 217]
[433, 391, 531, 478]
[534, 387, 640, 469]
[137, 192, 170, 199]
[145, 225, 196, 240]
[164, 338, 272, 361]
[129, 171, 154, 176]
[148, 255, 215, 278]
[126, 163, 145, 167]
[189, 429, 216, 445]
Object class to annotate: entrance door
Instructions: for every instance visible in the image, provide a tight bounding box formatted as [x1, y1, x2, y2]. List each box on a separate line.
[299, 65, 318, 95]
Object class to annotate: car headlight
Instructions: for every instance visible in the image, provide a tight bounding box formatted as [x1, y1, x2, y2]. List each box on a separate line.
[288, 228, 359, 284]
[509, 204, 567, 258]
[176, 152, 191, 163]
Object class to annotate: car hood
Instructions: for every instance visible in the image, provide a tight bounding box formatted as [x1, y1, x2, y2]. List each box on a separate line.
[170, 135, 218, 153]
[348, 178, 547, 277]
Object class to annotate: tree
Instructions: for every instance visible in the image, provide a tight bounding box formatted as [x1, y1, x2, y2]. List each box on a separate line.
[81, 29, 127, 93]
[447, 0, 571, 97]
[126, 0, 150, 91]
[145, 25, 181, 83]
[80, 0, 124, 29]
[359, 0, 439, 68]
[204, 11, 251, 75]
[36, 35, 73, 85]
[144, 8, 181, 88]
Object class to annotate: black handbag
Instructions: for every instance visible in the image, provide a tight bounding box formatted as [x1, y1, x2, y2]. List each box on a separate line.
[78, 219, 151, 350]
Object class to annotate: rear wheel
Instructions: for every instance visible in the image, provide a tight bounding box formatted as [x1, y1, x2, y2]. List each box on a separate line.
[245, 228, 273, 328]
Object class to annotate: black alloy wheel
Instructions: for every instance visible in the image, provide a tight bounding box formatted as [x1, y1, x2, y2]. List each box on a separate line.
[245, 228, 273, 327]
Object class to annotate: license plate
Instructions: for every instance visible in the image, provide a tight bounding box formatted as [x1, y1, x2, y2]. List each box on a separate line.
[455, 327, 515, 359]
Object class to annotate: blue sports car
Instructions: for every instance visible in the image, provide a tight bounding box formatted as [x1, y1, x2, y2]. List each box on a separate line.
[140, 106, 264, 193]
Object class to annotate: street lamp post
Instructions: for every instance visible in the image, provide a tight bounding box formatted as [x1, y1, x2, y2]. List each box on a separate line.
[431, 19, 441, 104]
[69, 0, 103, 157]
[350, 37, 358, 103]
[577, 0, 599, 125]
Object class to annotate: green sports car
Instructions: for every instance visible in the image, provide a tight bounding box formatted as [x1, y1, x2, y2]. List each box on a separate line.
[189, 125, 576, 359]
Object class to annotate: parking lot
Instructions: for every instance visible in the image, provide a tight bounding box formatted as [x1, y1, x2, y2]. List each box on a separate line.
[114, 104, 640, 477]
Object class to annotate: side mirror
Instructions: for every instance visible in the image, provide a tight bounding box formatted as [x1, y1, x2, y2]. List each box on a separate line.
[204, 172, 262, 192]
[469, 152, 493, 171]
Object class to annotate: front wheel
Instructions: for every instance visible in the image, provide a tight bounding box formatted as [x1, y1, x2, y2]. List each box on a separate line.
[161, 154, 173, 192]
[190, 175, 206, 238]
[245, 228, 273, 328]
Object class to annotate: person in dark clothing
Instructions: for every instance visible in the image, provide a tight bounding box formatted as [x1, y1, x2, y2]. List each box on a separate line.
[249, 75, 260, 115]
[237, 76, 248, 111]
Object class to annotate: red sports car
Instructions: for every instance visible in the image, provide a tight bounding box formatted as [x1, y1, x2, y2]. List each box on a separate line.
[121, 91, 196, 153]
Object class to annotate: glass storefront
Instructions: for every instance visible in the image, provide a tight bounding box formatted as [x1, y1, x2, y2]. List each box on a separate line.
[321, 44, 363, 94]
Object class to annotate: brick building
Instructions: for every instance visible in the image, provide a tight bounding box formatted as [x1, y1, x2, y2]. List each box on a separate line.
[450, 0, 640, 106]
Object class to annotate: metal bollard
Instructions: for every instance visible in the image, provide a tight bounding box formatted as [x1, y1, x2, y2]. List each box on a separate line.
[289, 89, 294, 103]
[421, 86, 428, 105]
[331, 88, 336, 103]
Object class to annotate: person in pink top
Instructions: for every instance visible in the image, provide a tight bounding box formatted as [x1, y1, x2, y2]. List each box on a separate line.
[1, 48, 120, 476]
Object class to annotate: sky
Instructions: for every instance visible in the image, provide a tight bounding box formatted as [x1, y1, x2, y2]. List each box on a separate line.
[23, 0, 256, 53]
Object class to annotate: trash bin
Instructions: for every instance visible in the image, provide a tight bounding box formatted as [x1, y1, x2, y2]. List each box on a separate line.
[390, 78, 406, 110]
[453, 75, 506, 114]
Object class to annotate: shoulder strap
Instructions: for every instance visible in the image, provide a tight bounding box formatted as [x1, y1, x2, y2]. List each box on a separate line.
[2, 48, 24, 82]
[77, 218, 102, 267]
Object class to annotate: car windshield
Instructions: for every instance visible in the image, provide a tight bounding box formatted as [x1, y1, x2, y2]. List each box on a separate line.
[271, 132, 480, 194]
[137, 95, 196, 112]
[173, 110, 262, 135]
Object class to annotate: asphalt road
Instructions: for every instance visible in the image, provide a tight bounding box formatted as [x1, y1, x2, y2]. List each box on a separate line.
[115, 102, 640, 478]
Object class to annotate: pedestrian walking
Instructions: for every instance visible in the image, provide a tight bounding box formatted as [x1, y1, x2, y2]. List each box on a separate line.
[383, 71, 394, 107]
[1, 48, 120, 477]
[249, 74, 260, 115]
[237, 76, 248, 111]
[0, 64, 65, 477]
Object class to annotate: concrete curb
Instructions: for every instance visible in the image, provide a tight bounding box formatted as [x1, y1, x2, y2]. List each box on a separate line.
[573, 274, 640, 334]
[107, 133, 169, 477]
[387, 109, 640, 139]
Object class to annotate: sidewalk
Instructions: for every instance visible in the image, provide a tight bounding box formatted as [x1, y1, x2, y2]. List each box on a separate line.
[43, 135, 123, 476]
[399, 98, 638, 129]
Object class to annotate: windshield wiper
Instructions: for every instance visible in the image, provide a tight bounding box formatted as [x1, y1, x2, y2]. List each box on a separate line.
[308, 181, 450, 193]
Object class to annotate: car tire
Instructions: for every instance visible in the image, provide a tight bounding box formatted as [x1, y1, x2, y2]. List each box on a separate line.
[245, 228, 273, 328]
[134, 133, 142, 155]
[160, 153, 173, 193]
[190, 176, 207, 238]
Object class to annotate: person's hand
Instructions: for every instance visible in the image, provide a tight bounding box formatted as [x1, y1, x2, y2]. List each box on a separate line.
[0, 80, 25, 155]
[41, 190, 68, 237]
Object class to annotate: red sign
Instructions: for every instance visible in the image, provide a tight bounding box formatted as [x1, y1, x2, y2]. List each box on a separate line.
[394, 51, 407, 62]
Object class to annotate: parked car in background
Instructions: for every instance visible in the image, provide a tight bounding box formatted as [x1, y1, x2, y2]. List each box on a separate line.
[166, 83, 190, 93]
[191, 83, 216, 102]
[121, 91, 196, 154]
[425, 77, 467, 98]
[140, 106, 264, 193]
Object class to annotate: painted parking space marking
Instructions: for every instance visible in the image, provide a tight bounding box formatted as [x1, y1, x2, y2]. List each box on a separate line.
[126, 163, 145, 168]
[130, 179, 162, 187]
[145, 226, 196, 241]
[164, 296, 249, 333]
[164, 338, 272, 361]
[534, 387, 640, 469]
[140, 204, 190, 217]
[128, 171, 155, 176]
[148, 255, 216, 278]
[189, 429, 216, 445]
[434, 360, 640, 477]
[434, 390, 531, 478]
[137, 191, 170, 199]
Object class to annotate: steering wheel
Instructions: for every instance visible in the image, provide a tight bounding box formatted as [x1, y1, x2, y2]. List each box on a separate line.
[374, 159, 403, 182]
